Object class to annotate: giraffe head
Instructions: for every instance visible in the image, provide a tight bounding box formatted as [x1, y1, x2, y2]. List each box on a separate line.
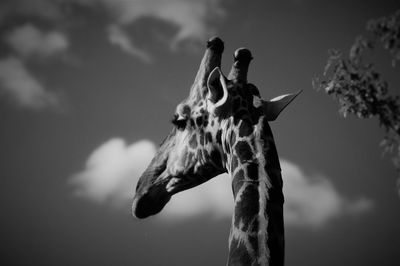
[132, 37, 300, 218]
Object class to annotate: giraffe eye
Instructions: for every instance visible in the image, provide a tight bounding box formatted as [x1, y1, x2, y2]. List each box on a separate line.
[171, 114, 187, 130]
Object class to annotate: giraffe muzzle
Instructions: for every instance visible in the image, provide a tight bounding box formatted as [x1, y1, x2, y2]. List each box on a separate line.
[132, 186, 171, 219]
[132, 155, 172, 219]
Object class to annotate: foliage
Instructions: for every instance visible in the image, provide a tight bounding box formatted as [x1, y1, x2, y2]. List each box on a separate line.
[313, 10, 400, 194]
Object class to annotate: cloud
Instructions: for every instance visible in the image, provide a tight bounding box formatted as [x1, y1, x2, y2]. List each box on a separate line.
[2, 0, 225, 61]
[281, 161, 373, 227]
[100, 0, 224, 44]
[0, 57, 60, 109]
[107, 25, 152, 63]
[69, 139, 157, 204]
[100, 0, 225, 59]
[70, 139, 373, 228]
[0, 24, 68, 109]
[5, 23, 69, 59]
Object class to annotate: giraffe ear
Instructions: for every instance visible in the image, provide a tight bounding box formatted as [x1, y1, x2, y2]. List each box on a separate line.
[263, 90, 302, 121]
[207, 67, 228, 107]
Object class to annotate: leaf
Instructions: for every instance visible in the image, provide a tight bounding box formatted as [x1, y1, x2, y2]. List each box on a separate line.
[314, 9, 400, 193]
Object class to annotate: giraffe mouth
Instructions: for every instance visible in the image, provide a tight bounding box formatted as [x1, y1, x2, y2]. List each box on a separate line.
[132, 162, 172, 219]
[132, 175, 194, 219]
[132, 185, 171, 219]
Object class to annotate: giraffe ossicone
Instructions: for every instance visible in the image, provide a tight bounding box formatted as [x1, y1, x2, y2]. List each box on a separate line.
[132, 37, 301, 266]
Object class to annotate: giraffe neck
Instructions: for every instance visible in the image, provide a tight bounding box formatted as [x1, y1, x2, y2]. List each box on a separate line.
[225, 116, 284, 266]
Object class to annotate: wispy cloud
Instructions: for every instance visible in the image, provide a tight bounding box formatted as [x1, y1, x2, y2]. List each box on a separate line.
[107, 25, 152, 63]
[5, 23, 69, 59]
[1, 0, 226, 61]
[99, 0, 225, 44]
[100, 0, 225, 60]
[70, 139, 373, 228]
[0, 57, 60, 109]
[0, 24, 68, 109]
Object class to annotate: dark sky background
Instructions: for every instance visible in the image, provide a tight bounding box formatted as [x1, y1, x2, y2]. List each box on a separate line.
[1, 0, 400, 265]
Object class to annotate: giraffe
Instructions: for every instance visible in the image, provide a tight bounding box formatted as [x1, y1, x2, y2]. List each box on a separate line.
[132, 37, 301, 266]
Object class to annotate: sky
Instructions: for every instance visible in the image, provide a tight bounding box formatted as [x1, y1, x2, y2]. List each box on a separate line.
[0, 0, 399, 265]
